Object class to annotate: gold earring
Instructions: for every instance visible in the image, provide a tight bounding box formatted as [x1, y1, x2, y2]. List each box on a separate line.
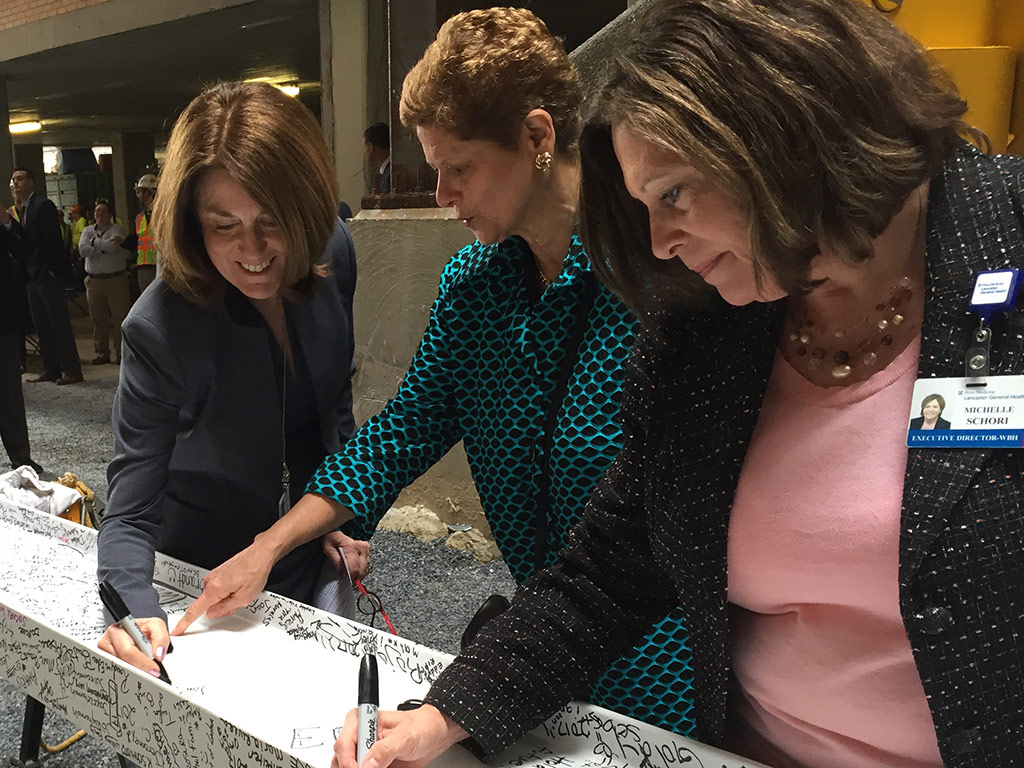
[534, 151, 553, 172]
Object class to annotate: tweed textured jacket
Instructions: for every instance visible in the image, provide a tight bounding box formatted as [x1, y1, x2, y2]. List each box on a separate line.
[425, 143, 1024, 766]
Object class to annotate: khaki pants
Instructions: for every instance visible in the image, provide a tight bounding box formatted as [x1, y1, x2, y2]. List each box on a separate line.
[85, 272, 131, 361]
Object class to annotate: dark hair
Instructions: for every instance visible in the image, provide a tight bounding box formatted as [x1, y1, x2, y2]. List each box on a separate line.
[154, 81, 338, 305]
[581, 0, 981, 319]
[11, 167, 34, 181]
[93, 198, 113, 214]
[400, 7, 581, 154]
[363, 123, 390, 150]
[921, 393, 946, 414]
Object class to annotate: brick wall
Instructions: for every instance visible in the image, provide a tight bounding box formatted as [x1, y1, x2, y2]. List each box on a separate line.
[1, 0, 112, 32]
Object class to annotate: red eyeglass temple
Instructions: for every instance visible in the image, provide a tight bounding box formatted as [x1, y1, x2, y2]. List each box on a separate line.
[354, 578, 397, 635]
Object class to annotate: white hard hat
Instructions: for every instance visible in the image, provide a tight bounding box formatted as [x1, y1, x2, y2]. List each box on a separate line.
[134, 173, 158, 191]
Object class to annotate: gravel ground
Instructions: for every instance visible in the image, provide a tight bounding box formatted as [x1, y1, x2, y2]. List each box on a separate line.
[18, 373, 117, 505]
[1, 372, 516, 766]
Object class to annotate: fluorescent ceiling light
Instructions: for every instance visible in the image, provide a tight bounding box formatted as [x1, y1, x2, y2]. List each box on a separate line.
[10, 121, 42, 134]
[242, 76, 301, 97]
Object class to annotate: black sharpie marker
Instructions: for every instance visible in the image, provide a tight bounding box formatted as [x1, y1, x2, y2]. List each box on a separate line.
[98, 580, 172, 685]
[357, 654, 379, 766]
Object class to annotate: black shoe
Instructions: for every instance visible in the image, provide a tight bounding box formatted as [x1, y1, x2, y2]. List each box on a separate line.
[10, 459, 44, 474]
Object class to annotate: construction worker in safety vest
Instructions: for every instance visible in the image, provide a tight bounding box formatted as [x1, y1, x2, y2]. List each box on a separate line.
[130, 173, 159, 296]
[68, 204, 88, 252]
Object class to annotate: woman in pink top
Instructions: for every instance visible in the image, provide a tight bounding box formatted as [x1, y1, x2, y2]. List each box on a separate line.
[331, 2, 1024, 767]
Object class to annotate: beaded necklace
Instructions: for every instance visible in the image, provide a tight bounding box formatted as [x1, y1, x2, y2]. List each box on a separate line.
[784, 275, 916, 379]
[782, 188, 926, 383]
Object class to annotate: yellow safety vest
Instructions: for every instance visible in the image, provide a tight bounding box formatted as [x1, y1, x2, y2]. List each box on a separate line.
[71, 217, 87, 248]
[136, 211, 157, 266]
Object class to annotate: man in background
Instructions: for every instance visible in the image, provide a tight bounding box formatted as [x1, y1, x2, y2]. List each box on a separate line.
[3, 169, 82, 385]
[123, 173, 159, 296]
[79, 199, 130, 366]
[364, 122, 391, 194]
[68, 204, 88, 253]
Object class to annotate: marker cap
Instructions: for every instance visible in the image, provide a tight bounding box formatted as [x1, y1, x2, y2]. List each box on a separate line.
[358, 654, 378, 706]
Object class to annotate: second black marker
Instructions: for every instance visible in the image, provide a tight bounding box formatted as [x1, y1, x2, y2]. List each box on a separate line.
[357, 654, 378, 766]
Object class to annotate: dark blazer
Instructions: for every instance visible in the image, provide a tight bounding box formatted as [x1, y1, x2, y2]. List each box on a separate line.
[98, 219, 357, 621]
[426, 143, 1024, 766]
[0, 224, 31, 333]
[8, 193, 69, 284]
[909, 416, 951, 430]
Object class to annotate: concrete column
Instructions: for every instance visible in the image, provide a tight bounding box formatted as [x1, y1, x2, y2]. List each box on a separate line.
[13, 144, 44, 202]
[111, 132, 155, 224]
[320, 0, 369, 215]
[0, 78, 13, 205]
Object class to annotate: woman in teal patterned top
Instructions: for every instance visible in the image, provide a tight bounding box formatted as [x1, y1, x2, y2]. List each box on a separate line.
[173, 8, 695, 736]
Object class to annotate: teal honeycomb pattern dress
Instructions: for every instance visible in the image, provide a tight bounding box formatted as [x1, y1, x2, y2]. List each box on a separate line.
[307, 234, 696, 735]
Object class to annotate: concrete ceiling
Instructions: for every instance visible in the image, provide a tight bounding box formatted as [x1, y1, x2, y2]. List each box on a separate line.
[2, 0, 629, 150]
[4, 0, 321, 147]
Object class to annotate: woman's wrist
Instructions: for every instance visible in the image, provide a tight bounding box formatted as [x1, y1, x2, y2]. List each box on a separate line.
[251, 494, 350, 564]
[424, 704, 470, 746]
[251, 526, 292, 563]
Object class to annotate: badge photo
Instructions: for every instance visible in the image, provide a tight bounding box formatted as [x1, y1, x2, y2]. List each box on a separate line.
[906, 376, 1024, 448]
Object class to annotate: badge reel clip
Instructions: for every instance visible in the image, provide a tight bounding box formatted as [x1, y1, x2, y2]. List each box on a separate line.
[966, 268, 1022, 386]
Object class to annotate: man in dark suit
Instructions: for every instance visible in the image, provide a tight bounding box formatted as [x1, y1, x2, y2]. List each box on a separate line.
[5, 168, 83, 384]
[0, 210, 44, 471]
[363, 122, 391, 194]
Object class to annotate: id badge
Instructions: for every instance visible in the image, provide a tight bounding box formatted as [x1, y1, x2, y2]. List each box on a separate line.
[907, 376, 1024, 448]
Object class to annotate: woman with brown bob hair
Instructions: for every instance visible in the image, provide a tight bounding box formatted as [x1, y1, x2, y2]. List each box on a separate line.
[171, 7, 698, 740]
[909, 393, 950, 430]
[96, 81, 366, 682]
[332, 1, 1024, 767]
[156, 83, 337, 304]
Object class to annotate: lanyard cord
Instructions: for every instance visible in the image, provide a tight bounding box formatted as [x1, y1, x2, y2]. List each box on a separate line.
[278, 326, 291, 517]
[282, 343, 287, 471]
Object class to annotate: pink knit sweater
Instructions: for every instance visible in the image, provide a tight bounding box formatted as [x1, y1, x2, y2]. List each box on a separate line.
[726, 337, 943, 768]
